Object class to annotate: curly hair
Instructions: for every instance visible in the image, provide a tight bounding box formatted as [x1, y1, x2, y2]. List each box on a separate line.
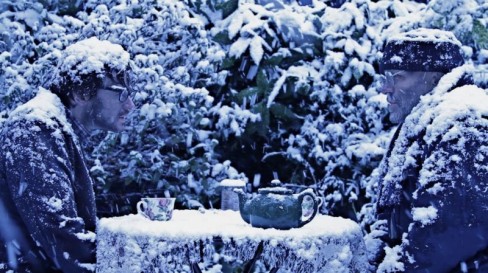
[50, 66, 130, 107]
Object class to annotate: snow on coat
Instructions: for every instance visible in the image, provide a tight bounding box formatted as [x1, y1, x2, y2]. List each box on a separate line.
[0, 88, 96, 272]
[371, 65, 488, 272]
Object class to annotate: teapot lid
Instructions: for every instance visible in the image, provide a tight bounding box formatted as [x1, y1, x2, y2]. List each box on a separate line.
[257, 179, 292, 194]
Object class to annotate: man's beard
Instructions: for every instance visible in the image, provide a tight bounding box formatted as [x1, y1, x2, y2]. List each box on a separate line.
[88, 98, 120, 132]
[390, 94, 422, 124]
[387, 71, 440, 124]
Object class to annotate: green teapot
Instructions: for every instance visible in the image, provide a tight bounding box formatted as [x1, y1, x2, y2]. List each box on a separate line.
[235, 179, 321, 230]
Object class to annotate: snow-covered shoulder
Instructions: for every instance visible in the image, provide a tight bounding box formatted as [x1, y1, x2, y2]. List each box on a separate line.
[403, 65, 487, 143]
[5, 88, 74, 137]
[424, 84, 487, 145]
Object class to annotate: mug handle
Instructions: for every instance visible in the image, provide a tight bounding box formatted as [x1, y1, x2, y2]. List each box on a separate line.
[317, 196, 324, 208]
[297, 192, 319, 227]
[137, 201, 148, 218]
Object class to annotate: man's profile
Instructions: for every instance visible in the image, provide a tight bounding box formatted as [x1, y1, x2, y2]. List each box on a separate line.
[0, 37, 135, 272]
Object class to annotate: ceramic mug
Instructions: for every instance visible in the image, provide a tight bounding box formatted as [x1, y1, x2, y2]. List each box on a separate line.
[137, 197, 175, 221]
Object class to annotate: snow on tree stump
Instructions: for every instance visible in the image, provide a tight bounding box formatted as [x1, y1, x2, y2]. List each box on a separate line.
[97, 210, 372, 272]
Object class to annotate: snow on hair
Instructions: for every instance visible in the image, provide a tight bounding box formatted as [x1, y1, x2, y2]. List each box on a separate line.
[52, 37, 130, 87]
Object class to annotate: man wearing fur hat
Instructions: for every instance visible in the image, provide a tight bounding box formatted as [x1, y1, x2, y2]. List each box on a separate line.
[0, 37, 135, 272]
[369, 28, 488, 272]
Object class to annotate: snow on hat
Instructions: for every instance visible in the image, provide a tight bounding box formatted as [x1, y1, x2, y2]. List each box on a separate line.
[53, 37, 130, 85]
[380, 28, 464, 73]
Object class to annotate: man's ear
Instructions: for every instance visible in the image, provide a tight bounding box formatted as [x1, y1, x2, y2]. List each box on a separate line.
[71, 92, 89, 107]
[430, 72, 444, 86]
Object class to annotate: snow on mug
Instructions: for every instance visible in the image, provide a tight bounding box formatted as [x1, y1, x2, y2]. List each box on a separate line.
[137, 197, 175, 221]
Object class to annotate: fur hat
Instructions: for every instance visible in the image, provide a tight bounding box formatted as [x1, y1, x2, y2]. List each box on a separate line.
[380, 28, 464, 73]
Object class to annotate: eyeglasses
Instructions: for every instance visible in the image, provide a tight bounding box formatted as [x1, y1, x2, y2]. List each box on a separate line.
[378, 71, 408, 88]
[99, 85, 131, 102]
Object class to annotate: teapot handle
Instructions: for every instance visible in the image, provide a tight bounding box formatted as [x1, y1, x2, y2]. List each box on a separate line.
[297, 191, 319, 227]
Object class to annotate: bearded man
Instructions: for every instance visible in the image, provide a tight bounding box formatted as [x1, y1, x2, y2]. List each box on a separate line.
[369, 28, 488, 273]
[0, 37, 135, 272]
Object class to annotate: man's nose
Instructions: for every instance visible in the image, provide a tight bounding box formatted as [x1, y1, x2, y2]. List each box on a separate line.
[124, 97, 136, 112]
[379, 82, 394, 94]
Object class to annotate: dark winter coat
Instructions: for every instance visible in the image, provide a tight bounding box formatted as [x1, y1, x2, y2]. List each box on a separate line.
[372, 66, 488, 273]
[0, 89, 96, 272]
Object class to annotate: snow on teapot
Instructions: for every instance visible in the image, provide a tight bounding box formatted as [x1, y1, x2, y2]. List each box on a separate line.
[235, 179, 321, 230]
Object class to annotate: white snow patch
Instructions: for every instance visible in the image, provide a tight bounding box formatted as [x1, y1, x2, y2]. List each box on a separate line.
[219, 179, 246, 187]
[45, 196, 63, 212]
[412, 206, 438, 226]
[377, 245, 405, 273]
[75, 231, 96, 243]
[78, 263, 95, 271]
[390, 55, 403, 63]
[388, 27, 462, 46]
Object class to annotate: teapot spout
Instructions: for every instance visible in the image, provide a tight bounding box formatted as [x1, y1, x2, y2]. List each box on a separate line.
[234, 188, 251, 225]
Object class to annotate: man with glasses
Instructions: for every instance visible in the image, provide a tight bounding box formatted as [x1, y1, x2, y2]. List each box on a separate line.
[368, 28, 488, 272]
[0, 37, 135, 272]
[378, 70, 444, 124]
